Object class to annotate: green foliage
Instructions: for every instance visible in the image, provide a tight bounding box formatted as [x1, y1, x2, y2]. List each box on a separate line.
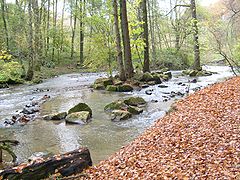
[0, 50, 12, 61]
[233, 43, 240, 63]
[0, 61, 25, 84]
[155, 48, 192, 70]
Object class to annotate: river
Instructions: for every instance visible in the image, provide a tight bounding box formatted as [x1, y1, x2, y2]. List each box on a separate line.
[0, 66, 234, 166]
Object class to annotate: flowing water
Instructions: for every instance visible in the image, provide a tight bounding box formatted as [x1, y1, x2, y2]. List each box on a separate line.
[0, 66, 234, 166]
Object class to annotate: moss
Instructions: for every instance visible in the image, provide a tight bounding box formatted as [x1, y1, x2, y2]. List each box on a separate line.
[117, 84, 133, 92]
[124, 97, 146, 106]
[66, 111, 90, 124]
[111, 110, 132, 121]
[68, 103, 92, 117]
[141, 72, 154, 82]
[94, 78, 113, 87]
[104, 100, 126, 111]
[127, 106, 143, 115]
[106, 85, 118, 91]
[93, 83, 105, 90]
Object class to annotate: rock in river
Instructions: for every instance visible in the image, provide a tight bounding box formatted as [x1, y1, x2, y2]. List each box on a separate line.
[124, 97, 146, 106]
[66, 111, 91, 124]
[43, 112, 67, 120]
[127, 106, 143, 115]
[68, 103, 92, 117]
[111, 110, 132, 121]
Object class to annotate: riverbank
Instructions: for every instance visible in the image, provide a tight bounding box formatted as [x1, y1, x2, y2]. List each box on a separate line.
[78, 76, 240, 179]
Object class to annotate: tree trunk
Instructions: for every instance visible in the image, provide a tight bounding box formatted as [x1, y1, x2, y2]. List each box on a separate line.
[113, 0, 126, 81]
[191, 0, 201, 70]
[32, 0, 41, 71]
[46, 0, 50, 56]
[71, 0, 78, 60]
[1, 0, 9, 49]
[148, 0, 157, 63]
[0, 148, 92, 180]
[120, 0, 134, 78]
[141, 0, 150, 73]
[79, 0, 85, 66]
[52, 0, 58, 62]
[26, 0, 34, 81]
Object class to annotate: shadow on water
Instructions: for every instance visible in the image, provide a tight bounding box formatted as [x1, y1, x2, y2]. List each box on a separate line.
[0, 66, 234, 165]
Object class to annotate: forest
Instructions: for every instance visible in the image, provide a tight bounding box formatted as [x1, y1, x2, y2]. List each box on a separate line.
[0, 0, 239, 179]
[0, 0, 239, 84]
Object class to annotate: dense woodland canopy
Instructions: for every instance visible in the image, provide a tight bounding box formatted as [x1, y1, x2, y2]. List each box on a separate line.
[0, 0, 239, 83]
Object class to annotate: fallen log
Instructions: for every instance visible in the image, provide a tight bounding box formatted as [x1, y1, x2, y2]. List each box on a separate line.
[0, 147, 92, 180]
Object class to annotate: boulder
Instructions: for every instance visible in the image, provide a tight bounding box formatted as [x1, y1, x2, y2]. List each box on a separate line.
[189, 70, 198, 77]
[106, 85, 118, 92]
[104, 100, 127, 112]
[152, 75, 162, 84]
[94, 78, 113, 87]
[141, 84, 149, 88]
[124, 97, 146, 106]
[111, 110, 132, 121]
[141, 72, 154, 82]
[158, 84, 168, 88]
[163, 71, 172, 79]
[127, 106, 143, 115]
[114, 80, 123, 86]
[158, 74, 169, 81]
[147, 81, 156, 85]
[66, 111, 90, 124]
[43, 112, 67, 120]
[117, 84, 133, 92]
[93, 83, 105, 90]
[68, 103, 92, 117]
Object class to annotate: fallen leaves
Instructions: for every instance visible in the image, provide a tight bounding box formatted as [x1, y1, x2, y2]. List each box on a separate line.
[78, 77, 240, 179]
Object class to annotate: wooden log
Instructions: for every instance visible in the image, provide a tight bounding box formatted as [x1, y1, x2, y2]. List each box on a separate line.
[0, 147, 92, 180]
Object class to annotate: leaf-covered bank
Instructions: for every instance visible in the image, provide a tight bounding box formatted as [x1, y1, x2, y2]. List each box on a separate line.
[79, 76, 240, 179]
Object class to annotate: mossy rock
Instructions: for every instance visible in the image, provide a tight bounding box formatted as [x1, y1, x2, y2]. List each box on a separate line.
[66, 111, 90, 124]
[43, 112, 67, 120]
[117, 84, 133, 92]
[124, 97, 146, 106]
[163, 71, 172, 79]
[106, 85, 118, 91]
[94, 78, 113, 87]
[189, 70, 198, 77]
[68, 103, 92, 117]
[104, 100, 127, 111]
[127, 106, 143, 115]
[93, 83, 105, 90]
[147, 81, 156, 85]
[114, 80, 123, 86]
[158, 74, 169, 81]
[141, 72, 154, 82]
[111, 110, 132, 121]
[152, 75, 162, 84]
[196, 70, 213, 76]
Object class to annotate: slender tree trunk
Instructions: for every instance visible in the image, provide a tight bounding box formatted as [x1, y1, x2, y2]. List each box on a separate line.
[191, 0, 201, 70]
[33, 0, 41, 71]
[79, 0, 85, 66]
[120, 0, 134, 78]
[52, 0, 58, 62]
[113, 0, 126, 81]
[71, 0, 77, 60]
[141, 0, 150, 72]
[60, 0, 66, 52]
[46, 0, 50, 56]
[26, 0, 34, 81]
[148, 0, 157, 63]
[1, 0, 9, 49]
